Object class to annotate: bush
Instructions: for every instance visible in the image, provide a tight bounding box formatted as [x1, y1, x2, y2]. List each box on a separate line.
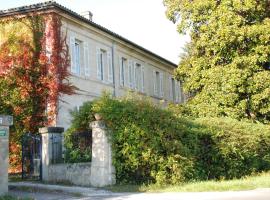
[92, 94, 198, 184]
[64, 101, 94, 163]
[193, 118, 270, 180]
[65, 94, 270, 184]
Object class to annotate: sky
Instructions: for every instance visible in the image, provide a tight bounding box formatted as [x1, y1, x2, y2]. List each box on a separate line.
[0, 0, 190, 64]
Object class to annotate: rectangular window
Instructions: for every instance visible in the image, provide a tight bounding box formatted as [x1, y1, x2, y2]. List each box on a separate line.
[107, 51, 113, 83]
[119, 57, 126, 87]
[135, 63, 141, 91]
[74, 40, 81, 75]
[171, 78, 176, 102]
[154, 71, 160, 96]
[128, 60, 134, 88]
[97, 49, 106, 81]
[70, 36, 81, 75]
[153, 70, 164, 97]
[84, 42, 90, 76]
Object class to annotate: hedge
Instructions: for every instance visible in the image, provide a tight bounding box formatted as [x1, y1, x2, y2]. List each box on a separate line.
[66, 94, 270, 184]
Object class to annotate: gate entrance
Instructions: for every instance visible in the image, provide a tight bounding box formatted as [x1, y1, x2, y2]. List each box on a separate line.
[21, 133, 42, 180]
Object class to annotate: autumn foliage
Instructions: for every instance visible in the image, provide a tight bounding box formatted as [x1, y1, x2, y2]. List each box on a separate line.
[0, 13, 75, 172]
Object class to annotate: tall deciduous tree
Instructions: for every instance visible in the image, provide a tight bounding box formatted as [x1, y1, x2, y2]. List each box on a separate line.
[164, 0, 270, 121]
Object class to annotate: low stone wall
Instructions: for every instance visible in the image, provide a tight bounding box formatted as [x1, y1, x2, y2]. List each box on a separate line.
[48, 162, 91, 186]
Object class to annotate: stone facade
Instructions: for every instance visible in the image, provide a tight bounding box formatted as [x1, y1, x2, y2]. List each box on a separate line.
[0, 115, 13, 196]
[48, 162, 92, 186]
[57, 16, 184, 129]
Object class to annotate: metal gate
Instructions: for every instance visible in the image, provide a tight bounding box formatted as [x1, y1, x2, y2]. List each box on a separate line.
[21, 133, 42, 180]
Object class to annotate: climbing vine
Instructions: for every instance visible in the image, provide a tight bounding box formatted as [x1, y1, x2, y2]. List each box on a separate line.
[0, 13, 75, 172]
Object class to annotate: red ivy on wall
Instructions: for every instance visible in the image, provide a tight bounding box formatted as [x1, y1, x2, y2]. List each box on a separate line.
[0, 13, 76, 173]
[0, 13, 75, 132]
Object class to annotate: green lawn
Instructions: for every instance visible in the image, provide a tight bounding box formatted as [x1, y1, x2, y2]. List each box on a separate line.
[0, 195, 32, 200]
[106, 171, 270, 192]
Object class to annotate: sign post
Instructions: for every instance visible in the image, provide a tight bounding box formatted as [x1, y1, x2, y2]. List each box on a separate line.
[0, 115, 13, 196]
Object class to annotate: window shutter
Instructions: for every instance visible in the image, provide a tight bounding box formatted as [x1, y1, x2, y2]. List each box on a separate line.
[153, 70, 158, 96]
[176, 81, 180, 103]
[96, 48, 102, 80]
[160, 72, 164, 98]
[141, 65, 145, 92]
[128, 60, 133, 88]
[132, 62, 136, 89]
[177, 81, 182, 103]
[169, 75, 173, 101]
[70, 36, 76, 73]
[119, 57, 123, 86]
[134, 63, 138, 91]
[107, 51, 113, 83]
[84, 42, 90, 76]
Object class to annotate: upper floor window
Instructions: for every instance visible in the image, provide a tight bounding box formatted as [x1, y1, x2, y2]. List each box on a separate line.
[128, 61, 144, 92]
[119, 57, 127, 87]
[70, 37, 90, 77]
[171, 78, 176, 102]
[153, 70, 164, 98]
[97, 48, 113, 83]
[170, 77, 181, 103]
[70, 37, 82, 75]
[135, 63, 142, 91]
[97, 49, 106, 81]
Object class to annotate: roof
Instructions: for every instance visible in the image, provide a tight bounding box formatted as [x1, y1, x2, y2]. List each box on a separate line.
[0, 1, 177, 68]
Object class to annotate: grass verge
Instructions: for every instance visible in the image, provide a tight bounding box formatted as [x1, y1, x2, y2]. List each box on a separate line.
[0, 195, 32, 200]
[106, 171, 270, 192]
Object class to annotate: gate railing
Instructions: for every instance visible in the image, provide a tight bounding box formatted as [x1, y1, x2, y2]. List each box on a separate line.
[21, 133, 42, 181]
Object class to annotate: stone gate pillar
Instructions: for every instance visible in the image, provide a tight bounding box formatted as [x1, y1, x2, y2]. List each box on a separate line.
[0, 115, 13, 196]
[39, 127, 64, 182]
[90, 120, 116, 187]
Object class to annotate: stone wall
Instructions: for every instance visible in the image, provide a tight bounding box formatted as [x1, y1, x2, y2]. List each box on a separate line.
[0, 133, 8, 195]
[40, 121, 115, 187]
[48, 162, 91, 186]
[0, 115, 12, 196]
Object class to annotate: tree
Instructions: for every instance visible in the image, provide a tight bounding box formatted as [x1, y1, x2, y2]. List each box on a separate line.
[164, 0, 270, 122]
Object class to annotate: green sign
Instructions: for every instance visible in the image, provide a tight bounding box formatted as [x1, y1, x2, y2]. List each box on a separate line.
[0, 129, 7, 137]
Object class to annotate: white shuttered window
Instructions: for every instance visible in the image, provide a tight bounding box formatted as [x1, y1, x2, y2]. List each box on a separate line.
[83, 42, 90, 76]
[119, 57, 126, 87]
[107, 51, 113, 83]
[141, 66, 145, 92]
[160, 72, 164, 98]
[96, 48, 104, 81]
[70, 36, 76, 74]
[128, 60, 134, 88]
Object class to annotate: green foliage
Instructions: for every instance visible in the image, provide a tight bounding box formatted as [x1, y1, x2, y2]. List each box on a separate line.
[92, 94, 196, 184]
[164, 0, 270, 122]
[193, 117, 270, 180]
[66, 94, 270, 184]
[64, 101, 94, 163]
[91, 95, 270, 184]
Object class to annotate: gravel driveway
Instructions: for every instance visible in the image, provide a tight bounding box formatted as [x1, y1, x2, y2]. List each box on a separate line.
[8, 182, 270, 200]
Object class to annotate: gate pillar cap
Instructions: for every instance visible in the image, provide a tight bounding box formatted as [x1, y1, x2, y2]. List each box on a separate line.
[39, 127, 64, 134]
[0, 115, 13, 126]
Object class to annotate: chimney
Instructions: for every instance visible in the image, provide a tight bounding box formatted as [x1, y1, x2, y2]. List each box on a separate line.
[81, 11, 93, 21]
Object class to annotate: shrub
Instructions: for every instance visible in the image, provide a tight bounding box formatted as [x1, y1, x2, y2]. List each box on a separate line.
[65, 94, 270, 184]
[92, 94, 198, 184]
[194, 118, 270, 180]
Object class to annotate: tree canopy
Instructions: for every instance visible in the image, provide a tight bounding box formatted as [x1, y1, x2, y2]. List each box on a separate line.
[164, 0, 270, 122]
